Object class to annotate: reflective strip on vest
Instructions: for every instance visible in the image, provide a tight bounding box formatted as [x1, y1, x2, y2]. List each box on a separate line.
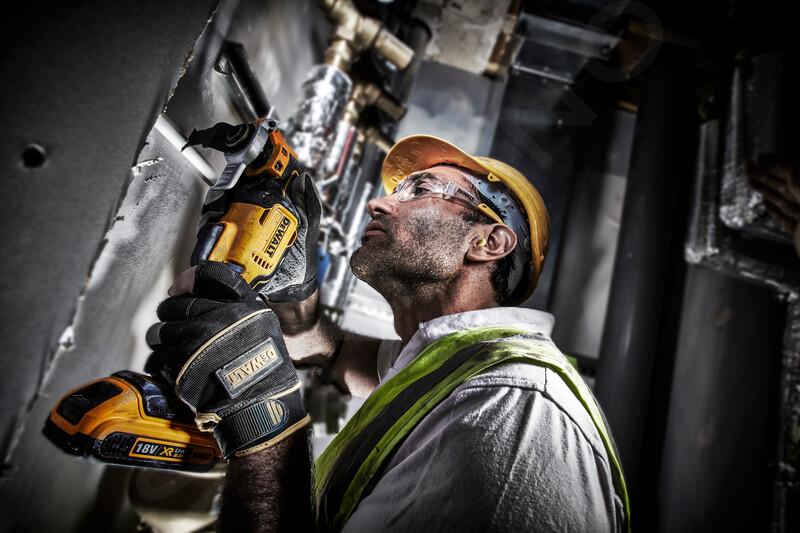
[314, 326, 631, 532]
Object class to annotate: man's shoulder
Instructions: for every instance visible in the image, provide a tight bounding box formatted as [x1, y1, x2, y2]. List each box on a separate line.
[456, 354, 608, 462]
[380, 327, 609, 462]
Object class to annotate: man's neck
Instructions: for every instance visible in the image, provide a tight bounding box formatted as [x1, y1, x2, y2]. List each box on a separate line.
[384, 275, 498, 344]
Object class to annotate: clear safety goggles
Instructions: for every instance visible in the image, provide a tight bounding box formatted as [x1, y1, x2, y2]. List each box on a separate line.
[392, 172, 504, 225]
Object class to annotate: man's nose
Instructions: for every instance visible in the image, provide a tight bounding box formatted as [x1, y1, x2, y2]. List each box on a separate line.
[367, 195, 396, 218]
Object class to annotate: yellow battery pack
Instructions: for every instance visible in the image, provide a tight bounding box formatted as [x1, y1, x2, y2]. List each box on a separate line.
[43, 371, 221, 471]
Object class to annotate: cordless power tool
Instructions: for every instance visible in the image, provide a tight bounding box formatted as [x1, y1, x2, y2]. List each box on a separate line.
[43, 120, 307, 471]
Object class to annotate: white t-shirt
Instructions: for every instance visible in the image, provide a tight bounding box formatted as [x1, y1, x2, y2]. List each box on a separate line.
[341, 307, 624, 532]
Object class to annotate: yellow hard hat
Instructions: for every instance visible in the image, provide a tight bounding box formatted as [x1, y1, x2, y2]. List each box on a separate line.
[381, 134, 550, 303]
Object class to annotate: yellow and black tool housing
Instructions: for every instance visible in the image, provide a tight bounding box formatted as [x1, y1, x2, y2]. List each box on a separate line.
[43, 371, 221, 471]
[193, 127, 305, 290]
[206, 199, 299, 290]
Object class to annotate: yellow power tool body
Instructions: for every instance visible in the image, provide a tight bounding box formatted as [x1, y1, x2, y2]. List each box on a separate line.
[189, 121, 305, 288]
[43, 120, 308, 471]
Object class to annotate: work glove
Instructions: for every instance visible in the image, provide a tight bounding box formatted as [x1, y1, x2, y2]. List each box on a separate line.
[145, 261, 310, 458]
[264, 172, 322, 302]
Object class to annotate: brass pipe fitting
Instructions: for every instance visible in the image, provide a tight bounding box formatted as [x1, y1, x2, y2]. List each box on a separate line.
[323, 39, 355, 72]
[359, 82, 406, 121]
[342, 81, 407, 125]
[371, 28, 414, 71]
[321, 0, 414, 72]
[350, 123, 393, 163]
[363, 125, 394, 154]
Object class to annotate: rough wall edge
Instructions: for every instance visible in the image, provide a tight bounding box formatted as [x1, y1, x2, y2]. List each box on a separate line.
[0, 0, 224, 476]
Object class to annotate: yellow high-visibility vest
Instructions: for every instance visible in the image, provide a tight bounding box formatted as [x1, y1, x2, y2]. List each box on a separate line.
[315, 326, 630, 532]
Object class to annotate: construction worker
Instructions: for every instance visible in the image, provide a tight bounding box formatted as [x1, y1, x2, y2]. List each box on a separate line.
[148, 135, 629, 532]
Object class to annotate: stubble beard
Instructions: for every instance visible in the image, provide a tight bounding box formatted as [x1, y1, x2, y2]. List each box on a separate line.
[350, 205, 471, 301]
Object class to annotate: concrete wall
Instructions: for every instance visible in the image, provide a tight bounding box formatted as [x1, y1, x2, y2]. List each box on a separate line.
[0, 1, 321, 530]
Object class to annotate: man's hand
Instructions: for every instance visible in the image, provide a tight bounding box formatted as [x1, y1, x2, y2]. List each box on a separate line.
[145, 261, 310, 458]
[263, 172, 322, 302]
[168, 271, 355, 399]
[746, 155, 800, 255]
[154, 263, 316, 532]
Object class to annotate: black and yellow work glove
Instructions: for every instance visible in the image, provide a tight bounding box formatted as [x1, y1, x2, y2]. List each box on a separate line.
[145, 261, 310, 458]
[262, 172, 322, 302]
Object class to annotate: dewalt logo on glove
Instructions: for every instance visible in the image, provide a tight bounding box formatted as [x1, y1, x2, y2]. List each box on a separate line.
[216, 338, 281, 397]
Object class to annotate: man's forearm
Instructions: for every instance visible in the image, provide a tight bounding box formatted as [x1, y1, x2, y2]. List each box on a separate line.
[219, 429, 315, 533]
[270, 289, 382, 398]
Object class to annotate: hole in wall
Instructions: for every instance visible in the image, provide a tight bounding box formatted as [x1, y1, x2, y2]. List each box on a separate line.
[21, 143, 47, 168]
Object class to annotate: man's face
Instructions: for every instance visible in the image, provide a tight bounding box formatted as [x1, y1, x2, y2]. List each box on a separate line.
[350, 165, 477, 298]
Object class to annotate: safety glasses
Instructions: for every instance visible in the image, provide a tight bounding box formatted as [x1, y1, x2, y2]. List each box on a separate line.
[392, 172, 504, 225]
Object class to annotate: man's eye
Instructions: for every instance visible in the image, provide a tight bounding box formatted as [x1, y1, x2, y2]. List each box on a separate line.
[412, 179, 439, 193]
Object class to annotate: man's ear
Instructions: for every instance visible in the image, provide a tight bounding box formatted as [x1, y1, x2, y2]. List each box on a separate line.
[465, 224, 517, 263]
